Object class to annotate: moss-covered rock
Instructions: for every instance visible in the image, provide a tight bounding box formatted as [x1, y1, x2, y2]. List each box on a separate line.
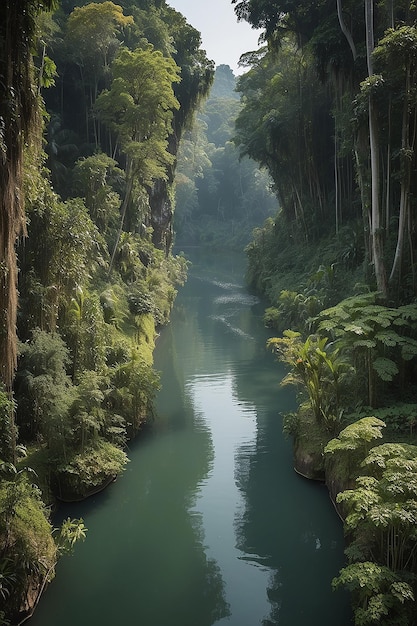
[291, 412, 330, 480]
[0, 474, 57, 623]
[54, 440, 128, 501]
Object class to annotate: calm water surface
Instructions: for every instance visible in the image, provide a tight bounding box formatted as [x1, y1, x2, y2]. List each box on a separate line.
[30, 249, 352, 625]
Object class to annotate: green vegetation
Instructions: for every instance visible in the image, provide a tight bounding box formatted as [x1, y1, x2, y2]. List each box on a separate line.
[3, 0, 417, 622]
[0, 462, 57, 622]
[175, 64, 277, 248]
[0, 0, 212, 621]
[234, 0, 417, 622]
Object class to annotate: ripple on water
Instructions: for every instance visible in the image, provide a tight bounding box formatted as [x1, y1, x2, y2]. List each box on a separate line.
[214, 293, 260, 306]
[209, 314, 255, 340]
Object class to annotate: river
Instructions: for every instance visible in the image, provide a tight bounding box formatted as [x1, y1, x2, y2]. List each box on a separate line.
[29, 249, 352, 626]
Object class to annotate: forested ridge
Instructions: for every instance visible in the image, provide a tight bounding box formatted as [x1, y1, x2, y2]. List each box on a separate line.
[0, 1, 213, 622]
[232, 1, 417, 624]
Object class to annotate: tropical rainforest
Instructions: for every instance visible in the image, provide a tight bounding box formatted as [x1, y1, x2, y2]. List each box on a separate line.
[231, 0, 417, 624]
[174, 63, 277, 248]
[0, 0, 213, 622]
[2, 0, 417, 624]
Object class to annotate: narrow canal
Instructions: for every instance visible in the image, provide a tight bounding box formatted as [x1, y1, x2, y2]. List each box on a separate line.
[30, 249, 352, 625]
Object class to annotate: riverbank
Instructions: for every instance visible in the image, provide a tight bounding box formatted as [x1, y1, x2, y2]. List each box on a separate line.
[26, 248, 351, 626]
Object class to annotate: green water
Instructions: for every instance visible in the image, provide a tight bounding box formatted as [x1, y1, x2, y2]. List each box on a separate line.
[30, 250, 352, 625]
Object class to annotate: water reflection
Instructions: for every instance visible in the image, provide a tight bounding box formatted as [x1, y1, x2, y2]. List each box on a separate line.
[188, 374, 272, 625]
[30, 249, 351, 626]
[181, 252, 352, 625]
[30, 315, 230, 626]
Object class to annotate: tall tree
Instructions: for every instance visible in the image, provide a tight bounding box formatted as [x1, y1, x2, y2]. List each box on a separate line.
[95, 44, 181, 271]
[150, 5, 214, 251]
[66, 1, 133, 145]
[364, 0, 388, 298]
[0, 0, 57, 393]
[373, 25, 417, 293]
[235, 42, 334, 240]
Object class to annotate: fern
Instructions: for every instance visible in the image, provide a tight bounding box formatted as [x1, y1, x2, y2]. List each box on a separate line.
[374, 331, 402, 347]
[372, 357, 399, 381]
[397, 303, 417, 321]
[353, 339, 377, 349]
[399, 337, 417, 360]
[345, 323, 368, 334]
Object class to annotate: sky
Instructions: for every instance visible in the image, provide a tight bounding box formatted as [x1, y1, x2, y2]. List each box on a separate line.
[167, 0, 262, 75]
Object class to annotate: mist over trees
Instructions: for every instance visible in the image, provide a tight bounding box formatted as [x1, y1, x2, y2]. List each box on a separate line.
[174, 64, 277, 248]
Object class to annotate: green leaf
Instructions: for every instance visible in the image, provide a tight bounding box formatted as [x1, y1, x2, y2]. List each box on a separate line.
[390, 581, 415, 603]
[353, 339, 377, 349]
[400, 338, 417, 361]
[325, 417, 385, 455]
[372, 357, 399, 381]
[374, 331, 402, 347]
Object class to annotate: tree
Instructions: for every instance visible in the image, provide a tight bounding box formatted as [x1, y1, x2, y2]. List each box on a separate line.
[126, 4, 175, 57]
[65, 288, 107, 381]
[15, 329, 75, 457]
[333, 442, 417, 624]
[0, 0, 57, 391]
[149, 5, 214, 252]
[235, 41, 334, 241]
[21, 193, 105, 333]
[268, 330, 351, 432]
[66, 1, 134, 144]
[69, 371, 107, 453]
[73, 152, 122, 235]
[359, 442, 417, 571]
[324, 416, 385, 484]
[95, 44, 181, 270]
[232, 0, 334, 47]
[364, 0, 388, 298]
[109, 348, 160, 434]
[333, 561, 414, 625]
[373, 26, 417, 294]
[233, 0, 417, 297]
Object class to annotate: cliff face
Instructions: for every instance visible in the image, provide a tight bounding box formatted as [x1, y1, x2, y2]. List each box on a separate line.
[291, 416, 327, 481]
[293, 438, 325, 481]
[293, 432, 351, 521]
[149, 178, 173, 255]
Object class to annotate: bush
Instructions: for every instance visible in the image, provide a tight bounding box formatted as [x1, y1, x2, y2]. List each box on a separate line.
[56, 439, 128, 499]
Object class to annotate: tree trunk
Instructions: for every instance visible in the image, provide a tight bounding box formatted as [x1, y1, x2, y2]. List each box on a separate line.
[108, 155, 134, 276]
[148, 178, 174, 255]
[336, 0, 357, 60]
[365, 0, 388, 298]
[389, 60, 411, 292]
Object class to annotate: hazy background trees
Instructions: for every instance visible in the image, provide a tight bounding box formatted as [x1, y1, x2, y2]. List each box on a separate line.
[174, 64, 277, 248]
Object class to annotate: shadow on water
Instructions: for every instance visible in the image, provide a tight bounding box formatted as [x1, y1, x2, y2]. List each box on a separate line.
[30, 247, 352, 626]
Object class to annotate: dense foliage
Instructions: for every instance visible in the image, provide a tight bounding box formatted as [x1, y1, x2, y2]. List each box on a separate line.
[0, 0, 213, 622]
[3, 0, 417, 622]
[234, 0, 417, 623]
